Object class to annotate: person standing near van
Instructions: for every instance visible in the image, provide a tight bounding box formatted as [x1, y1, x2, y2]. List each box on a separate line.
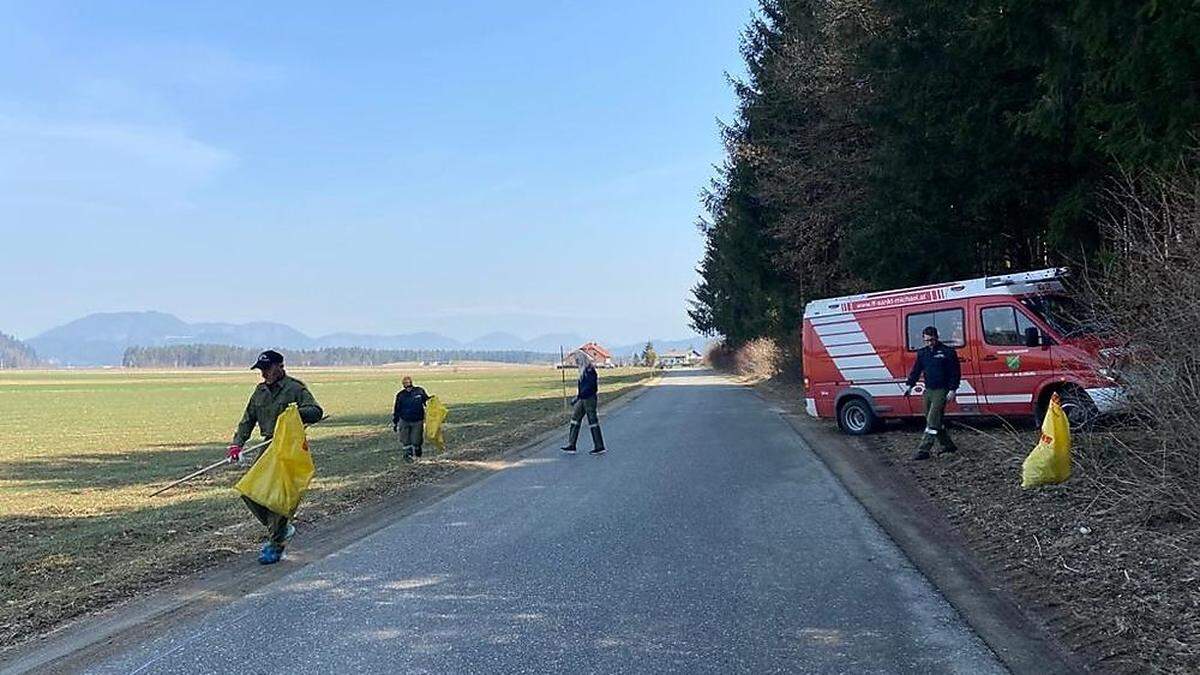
[393, 376, 432, 461]
[561, 352, 606, 455]
[904, 326, 961, 460]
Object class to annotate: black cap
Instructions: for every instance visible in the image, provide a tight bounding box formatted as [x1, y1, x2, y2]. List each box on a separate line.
[251, 350, 284, 370]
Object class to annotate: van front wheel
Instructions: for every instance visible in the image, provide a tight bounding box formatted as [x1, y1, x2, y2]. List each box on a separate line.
[838, 397, 878, 435]
[1036, 386, 1098, 431]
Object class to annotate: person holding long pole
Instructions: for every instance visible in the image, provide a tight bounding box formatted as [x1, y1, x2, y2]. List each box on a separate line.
[560, 345, 568, 412]
[227, 350, 324, 564]
[560, 351, 606, 455]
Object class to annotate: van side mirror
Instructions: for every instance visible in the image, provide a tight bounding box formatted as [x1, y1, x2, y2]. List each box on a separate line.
[1024, 326, 1041, 348]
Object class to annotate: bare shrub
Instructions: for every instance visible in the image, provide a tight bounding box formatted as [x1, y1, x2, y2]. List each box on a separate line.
[1074, 165, 1200, 522]
[706, 338, 788, 380]
[735, 337, 782, 380]
[704, 342, 736, 372]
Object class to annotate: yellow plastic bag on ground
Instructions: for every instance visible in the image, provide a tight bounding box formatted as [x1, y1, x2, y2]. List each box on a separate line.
[1021, 393, 1072, 488]
[235, 403, 315, 516]
[425, 395, 448, 453]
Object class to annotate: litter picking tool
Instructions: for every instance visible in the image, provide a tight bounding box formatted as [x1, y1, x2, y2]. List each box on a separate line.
[148, 437, 271, 497]
[149, 416, 328, 497]
[560, 345, 568, 413]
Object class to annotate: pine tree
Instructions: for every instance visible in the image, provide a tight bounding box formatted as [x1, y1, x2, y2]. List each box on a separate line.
[849, 0, 1091, 289]
[0, 332, 39, 368]
[641, 342, 658, 367]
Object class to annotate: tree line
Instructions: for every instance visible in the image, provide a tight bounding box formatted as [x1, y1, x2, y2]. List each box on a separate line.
[122, 344, 556, 368]
[0, 332, 39, 369]
[691, 0, 1200, 345]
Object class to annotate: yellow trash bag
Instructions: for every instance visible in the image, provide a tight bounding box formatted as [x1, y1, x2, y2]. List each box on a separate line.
[1021, 393, 1072, 488]
[235, 403, 315, 516]
[424, 395, 448, 453]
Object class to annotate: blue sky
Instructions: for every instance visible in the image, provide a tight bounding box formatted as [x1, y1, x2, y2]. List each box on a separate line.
[0, 1, 752, 343]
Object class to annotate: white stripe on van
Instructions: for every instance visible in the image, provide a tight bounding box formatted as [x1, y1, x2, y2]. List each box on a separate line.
[825, 344, 877, 357]
[832, 354, 886, 370]
[909, 381, 978, 395]
[821, 331, 870, 346]
[984, 394, 1032, 404]
[811, 314, 853, 325]
[859, 383, 907, 397]
[814, 321, 863, 337]
[841, 366, 895, 383]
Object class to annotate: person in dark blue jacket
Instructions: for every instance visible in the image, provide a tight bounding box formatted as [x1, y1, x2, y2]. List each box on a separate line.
[904, 326, 961, 460]
[393, 376, 432, 461]
[561, 353, 606, 455]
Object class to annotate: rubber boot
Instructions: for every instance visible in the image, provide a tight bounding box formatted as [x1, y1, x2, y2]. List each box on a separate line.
[589, 425, 606, 455]
[561, 422, 580, 452]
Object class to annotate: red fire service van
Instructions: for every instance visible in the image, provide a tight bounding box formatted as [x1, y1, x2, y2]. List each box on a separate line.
[802, 268, 1126, 434]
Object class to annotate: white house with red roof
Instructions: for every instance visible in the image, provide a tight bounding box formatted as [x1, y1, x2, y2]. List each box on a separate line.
[562, 342, 615, 368]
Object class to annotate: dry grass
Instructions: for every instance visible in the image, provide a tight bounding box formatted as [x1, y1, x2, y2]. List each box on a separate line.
[0, 365, 654, 648]
[1070, 166, 1200, 523]
[760, 377, 1200, 672]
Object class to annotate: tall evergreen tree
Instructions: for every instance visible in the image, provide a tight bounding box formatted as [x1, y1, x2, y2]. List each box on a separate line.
[691, 1, 860, 343]
[751, 0, 880, 300]
[849, 0, 1089, 289]
[692, 0, 1200, 346]
[0, 332, 39, 368]
[1015, 0, 1200, 169]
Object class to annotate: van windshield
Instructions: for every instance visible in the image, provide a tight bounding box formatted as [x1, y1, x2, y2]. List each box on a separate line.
[1020, 295, 1101, 338]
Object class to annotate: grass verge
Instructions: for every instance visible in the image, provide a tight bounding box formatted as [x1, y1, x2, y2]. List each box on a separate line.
[756, 377, 1199, 673]
[0, 365, 654, 649]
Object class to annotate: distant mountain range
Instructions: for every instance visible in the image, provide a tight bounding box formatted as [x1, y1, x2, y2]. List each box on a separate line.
[24, 311, 711, 366]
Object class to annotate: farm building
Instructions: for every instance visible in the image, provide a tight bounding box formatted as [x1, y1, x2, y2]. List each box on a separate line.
[658, 348, 703, 368]
[561, 342, 615, 368]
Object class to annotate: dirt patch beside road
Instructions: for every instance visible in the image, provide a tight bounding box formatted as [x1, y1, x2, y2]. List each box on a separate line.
[759, 378, 1200, 673]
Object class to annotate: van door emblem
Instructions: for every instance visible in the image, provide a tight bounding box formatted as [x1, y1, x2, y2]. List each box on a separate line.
[1005, 355, 1022, 371]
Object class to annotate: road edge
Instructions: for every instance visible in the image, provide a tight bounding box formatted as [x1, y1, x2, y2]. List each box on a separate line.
[751, 385, 1085, 675]
[0, 375, 660, 675]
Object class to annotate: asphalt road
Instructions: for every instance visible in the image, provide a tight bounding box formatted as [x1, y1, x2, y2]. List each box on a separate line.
[92, 370, 1005, 674]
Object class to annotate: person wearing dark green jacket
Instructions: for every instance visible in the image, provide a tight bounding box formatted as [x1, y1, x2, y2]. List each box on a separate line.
[226, 350, 324, 564]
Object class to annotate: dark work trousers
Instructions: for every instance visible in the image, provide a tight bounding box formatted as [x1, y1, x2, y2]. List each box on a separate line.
[917, 388, 957, 452]
[566, 397, 605, 450]
[398, 420, 424, 457]
[242, 496, 290, 545]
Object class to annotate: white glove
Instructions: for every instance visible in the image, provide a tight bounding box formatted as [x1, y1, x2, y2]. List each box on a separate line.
[947, 390, 957, 402]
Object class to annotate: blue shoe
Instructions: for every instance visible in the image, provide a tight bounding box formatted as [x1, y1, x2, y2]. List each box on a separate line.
[258, 543, 283, 565]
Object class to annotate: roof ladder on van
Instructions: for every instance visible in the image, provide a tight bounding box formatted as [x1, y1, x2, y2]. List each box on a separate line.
[984, 267, 1067, 288]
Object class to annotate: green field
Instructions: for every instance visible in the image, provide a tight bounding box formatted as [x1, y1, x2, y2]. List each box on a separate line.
[0, 365, 653, 646]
